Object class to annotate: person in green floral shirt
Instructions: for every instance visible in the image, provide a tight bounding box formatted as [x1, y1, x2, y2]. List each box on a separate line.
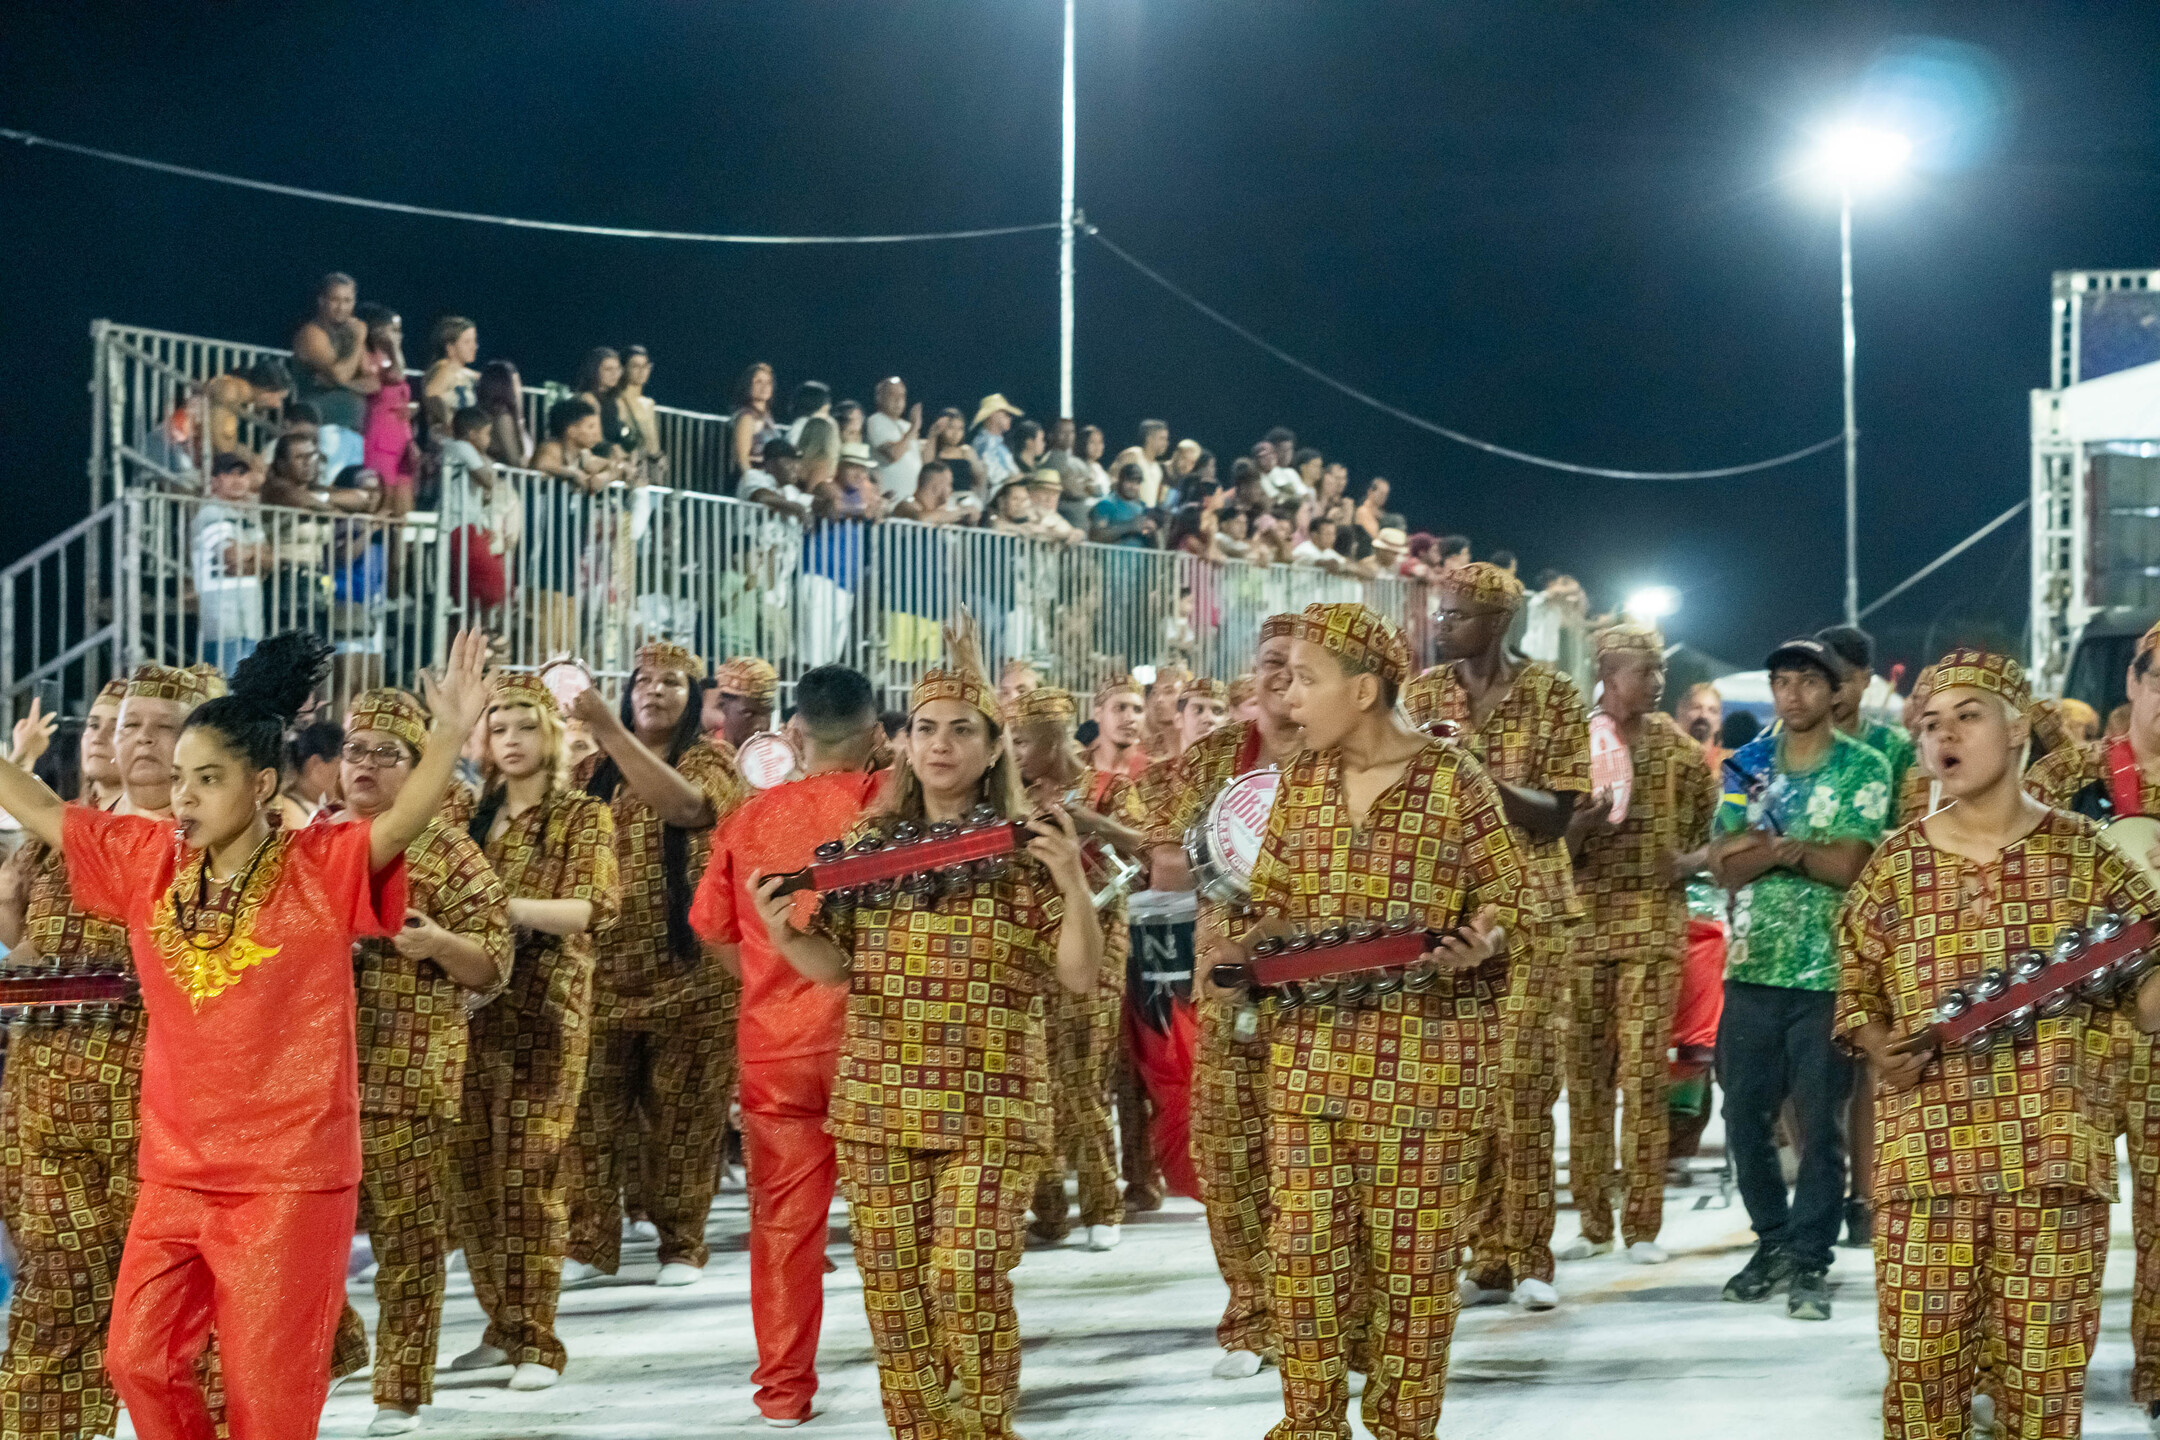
[1817, 624, 1916, 796]
[1707, 637, 1891, 1324]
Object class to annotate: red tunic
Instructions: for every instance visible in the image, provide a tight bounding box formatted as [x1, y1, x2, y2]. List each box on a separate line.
[691, 769, 884, 1065]
[61, 809, 407, 1193]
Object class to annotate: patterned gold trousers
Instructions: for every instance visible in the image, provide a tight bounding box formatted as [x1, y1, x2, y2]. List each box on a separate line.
[569, 991, 738, 1272]
[449, 1001, 591, 1372]
[333, 1116, 452, 1409]
[1465, 943, 1567, 1288]
[1029, 983, 1123, 1239]
[1564, 956, 1682, 1248]
[1191, 995, 1274, 1355]
[1874, 1188, 2106, 1440]
[1266, 1114, 1479, 1440]
[836, 1138, 1036, 1440]
[0, 1015, 142, 1440]
[2120, 1024, 2160, 1403]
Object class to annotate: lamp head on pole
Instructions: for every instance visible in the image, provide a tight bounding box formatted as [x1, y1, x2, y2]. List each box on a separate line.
[1806, 123, 1913, 193]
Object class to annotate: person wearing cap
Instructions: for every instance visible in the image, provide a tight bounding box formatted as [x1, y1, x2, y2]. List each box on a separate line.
[970, 394, 1024, 488]
[704, 655, 779, 755]
[0, 666, 217, 1438]
[445, 670, 619, 1390]
[563, 641, 749, 1290]
[739, 436, 818, 525]
[1204, 602, 1524, 1438]
[1840, 648, 2160, 1437]
[1174, 677, 1228, 754]
[1708, 635, 1891, 1321]
[2025, 616, 2160, 1418]
[1815, 625, 1918, 798]
[691, 664, 888, 1429]
[996, 658, 1041, 715]
[1088, 674, 1146, 780]
[1144, 617, 1305, 1379]
[319, 689, 512, 1434]
[830, 442, 888, 521]
[1372, 526, 1411, 578]
[1023, 469, 1083, 543]
[748, 614, 1101, 1440]
[1402, 561, 1589, 1312]
[1009, 686, 1149, 1253]
[1558, 625, 1717, 1268]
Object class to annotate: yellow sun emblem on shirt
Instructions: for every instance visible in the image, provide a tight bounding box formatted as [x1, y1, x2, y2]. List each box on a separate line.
[147, 837, 290, 1009]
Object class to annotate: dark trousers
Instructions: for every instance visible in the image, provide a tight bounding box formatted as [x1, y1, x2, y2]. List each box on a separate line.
[1716, 980, 1852, 1273]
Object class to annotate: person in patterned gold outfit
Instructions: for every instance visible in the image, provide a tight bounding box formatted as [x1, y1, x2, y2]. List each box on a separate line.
[749, 615, 1103, 1440]
[1841, 647, 2160, 1438]
[445, 671, 619, 1391]
[706, 655, 779, 754]
[2024, 618, 2160, 1425]
[1146, 617, 1303, 1380]
[322, 689, 512, 1436]
[1205, 602, 1526, 1440]
[565, 641, 747, 1287]
[1401, 561, 1589, 1312]
[0, 665, 214, 1440]
[1010, 685, 1148, 1253]
[1559, 623, 1716, 1266]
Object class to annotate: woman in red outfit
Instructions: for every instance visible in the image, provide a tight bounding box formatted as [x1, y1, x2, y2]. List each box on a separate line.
[0, 628, 491, 1440]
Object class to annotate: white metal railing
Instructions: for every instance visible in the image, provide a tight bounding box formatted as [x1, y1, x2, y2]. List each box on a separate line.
[50, 321, 1441, 721]
[90, 320, 734, 502]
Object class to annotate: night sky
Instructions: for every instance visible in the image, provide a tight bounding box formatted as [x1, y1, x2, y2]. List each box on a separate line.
[4, 1, 2157, 673]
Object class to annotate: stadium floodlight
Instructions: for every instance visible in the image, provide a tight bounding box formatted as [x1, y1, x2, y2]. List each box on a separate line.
[1810, 124, 1913, 191]
[1624, 586, 1680, 622]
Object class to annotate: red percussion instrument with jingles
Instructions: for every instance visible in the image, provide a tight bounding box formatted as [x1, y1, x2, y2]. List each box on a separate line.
[1898, 911, 2158, 1058]
[1208, 914, 1488, 1009]
[0, 968, 138, 1017]
[769, 804, 1026, 909]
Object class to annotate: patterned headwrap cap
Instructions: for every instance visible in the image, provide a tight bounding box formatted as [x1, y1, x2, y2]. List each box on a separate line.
[1179, 677, 1225, 705]
[125, 663, 224, 708]
[345, 688, 429, 755]
[185, 663, 229, 701]
[713, 655, 777, 701]
[634, 639, 706, 682]
[93, 678, 127, 709]
[489, 671, 558, 713]
[1297, 603, 1411, 688]
[1928, 647, 2033, 716]
[1227, 673, 1258, 709]
[1001, 657, 1040, 683]
[1436, 561, 1527, 614]
[1011, 687, 1078, 728]
[1596, 622, 1666, 659]
[1258, 613, 1300, 645]
[1093, 673, 1142, 709]
[910, 610, 997, 722]
[1152, 662, 1193, 693]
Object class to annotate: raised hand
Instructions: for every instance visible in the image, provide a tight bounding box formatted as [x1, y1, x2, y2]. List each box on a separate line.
[9, 698, 56, 769]
[432, 629, 493, 736]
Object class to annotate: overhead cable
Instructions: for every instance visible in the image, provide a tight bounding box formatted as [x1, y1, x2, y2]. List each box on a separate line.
[0, 128, 1057, 245]
[1086, 227, 1844, 481]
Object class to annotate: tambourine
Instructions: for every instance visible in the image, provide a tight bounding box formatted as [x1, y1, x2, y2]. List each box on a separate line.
[539, 658, 594, 713]
[1183, 767, 1279, 904]
[738, 732, 799, 791]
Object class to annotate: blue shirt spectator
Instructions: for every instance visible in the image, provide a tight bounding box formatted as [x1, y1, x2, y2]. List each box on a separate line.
[970, 393, 1024, 488]
[1089, 463, 1159, 549]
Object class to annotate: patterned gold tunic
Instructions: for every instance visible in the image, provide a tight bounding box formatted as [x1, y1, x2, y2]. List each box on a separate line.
[0, 826, 145, 1440]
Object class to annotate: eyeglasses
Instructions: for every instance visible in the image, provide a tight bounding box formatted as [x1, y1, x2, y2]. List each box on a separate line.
[1434, 607, 1504, 625]
[340, 742, 410, 769]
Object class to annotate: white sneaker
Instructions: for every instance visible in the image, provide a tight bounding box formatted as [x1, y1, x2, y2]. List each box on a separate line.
[1973, 1392, 2002, 1439]
[625, 1219, 659, 1243]
[1456, 1275, 1508, 1307]
[448, 1343, 508, 1371]
[1086, 1224, 1121, 1252]
[507, 1362, 560, 1391]
[367, 1407, 422, 1436]
[1555, 1236, 1612, 1261]
[560, 1259, 604, 1285]
[655, 1262, 703, 1287]
[1626, 1241, 1670, 1265]
[764, 1420, 806, 1431]
[1211, 1349, 1265, 1380]
[1511, 1278, 1558, 1311]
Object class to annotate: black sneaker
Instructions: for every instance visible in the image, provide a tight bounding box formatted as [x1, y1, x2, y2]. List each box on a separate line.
[1787, 1267, 1831, 1321]
[1840, 1198, 1873, 1249]
[1721, 1246, 1793, 1303]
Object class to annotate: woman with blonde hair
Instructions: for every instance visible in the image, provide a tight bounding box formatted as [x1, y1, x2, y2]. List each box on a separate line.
[795, 415, 841, 494]
[444, 673, 620, 1392]
[750, 617, 1101, 1440]
[422, 316, 479, 438]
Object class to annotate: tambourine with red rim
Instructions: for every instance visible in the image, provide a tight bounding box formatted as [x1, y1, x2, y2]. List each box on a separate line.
[737, 732, 799, 791]
[1208, 914, 1483, 1010]
[772, 804, 1025, 909]
[1909, 912, 2156, 1056]
[0, 968, 139, 1018]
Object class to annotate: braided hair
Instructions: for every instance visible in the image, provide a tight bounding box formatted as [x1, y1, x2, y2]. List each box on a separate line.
[183, 632, 333, 771]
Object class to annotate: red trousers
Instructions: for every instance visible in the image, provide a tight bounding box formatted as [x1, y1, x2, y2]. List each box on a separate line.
[741, 1051, 840, 1424]
[107, 1179, 357, 1440]
[1123, 995, 1199, 1200]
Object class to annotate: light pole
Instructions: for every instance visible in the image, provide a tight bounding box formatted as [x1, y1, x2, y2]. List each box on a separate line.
[1058, 0, 1076, 418]
[1809, 124, 1910, 626]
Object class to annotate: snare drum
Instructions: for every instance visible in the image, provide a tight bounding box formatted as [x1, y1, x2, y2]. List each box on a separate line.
[737, 731, 800, 791]
[1183, 767, 1281, 904]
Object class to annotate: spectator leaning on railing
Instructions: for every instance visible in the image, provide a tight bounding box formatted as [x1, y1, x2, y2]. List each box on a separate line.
[192, 453, 269, 675]
[156, 358, 293, 479]
[729, 361, 781, 481]
[290, 271, 376, 457]
[615, 345, 668, 481]
[894, 458, 969, 526]
[740, 437, 817, 524]
[1111, 420, 1169, 507]
[476, 359, 532, 468]
[355, 303, 419, 516]
[1090, 463, 1158, 549]
[421, 315, 479, 438]
[971, 394, 1024, 486]
[785, 380, 832, 445]
[534, 398, 630, 495]
[867, 375, 924, 499]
